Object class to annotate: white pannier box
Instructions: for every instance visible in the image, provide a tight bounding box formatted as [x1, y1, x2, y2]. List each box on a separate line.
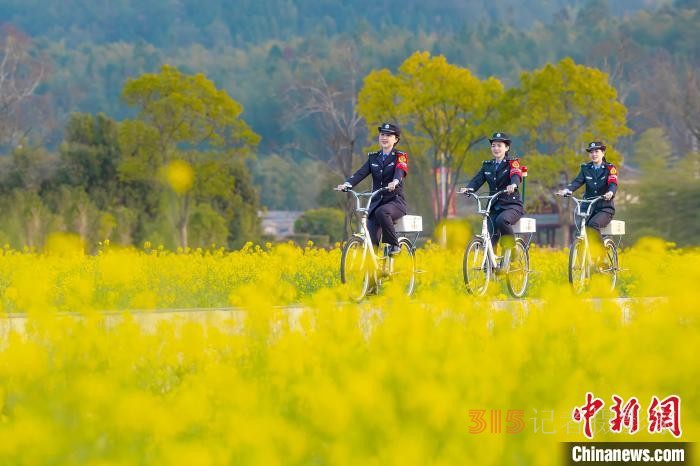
[394, 215, 423, 233]
[512, 217, 536, 234]
[601, 220, 625, 235]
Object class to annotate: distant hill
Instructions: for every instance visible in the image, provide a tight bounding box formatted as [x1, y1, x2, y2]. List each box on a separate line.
[1, 0, 665, 47]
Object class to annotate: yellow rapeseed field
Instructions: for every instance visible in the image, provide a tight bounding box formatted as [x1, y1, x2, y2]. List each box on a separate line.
[0, 235, 697, 465]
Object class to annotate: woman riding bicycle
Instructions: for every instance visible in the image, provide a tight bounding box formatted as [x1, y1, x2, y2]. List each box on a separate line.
[337, 123, 408, 255]
[556, 141, 619, 244]
[458, 132, 524, 261]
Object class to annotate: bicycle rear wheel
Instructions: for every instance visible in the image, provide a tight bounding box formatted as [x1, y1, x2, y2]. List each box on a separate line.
[340, 237, 370, 300]
[506, 238, 529, 298]
[463, 237, 491, 296]
[568, 237, 589, 294]
[384, 238, 417, 296]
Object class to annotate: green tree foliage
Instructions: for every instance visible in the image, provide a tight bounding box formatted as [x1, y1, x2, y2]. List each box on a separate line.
[119, 65, 261, 247]
[251, 155, 328, 211]
[294, 208, 345, 243]
[358, 52, 505, 222]
[507, 58, 631, 245]
[1, 0, 700, 246]
[54, 113, 157, 247]
[58, 113, 122, 208]
[621, 128, 700, 246]
[0, 0, 664, 48]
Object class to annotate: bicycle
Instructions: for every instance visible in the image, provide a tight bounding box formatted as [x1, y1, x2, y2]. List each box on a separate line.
[460, 189, 535, 298]
[556, 193, 624, 293]
[335, 187, 421, 300]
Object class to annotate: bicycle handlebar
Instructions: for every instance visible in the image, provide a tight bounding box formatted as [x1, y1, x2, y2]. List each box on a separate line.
[334, 186, 388, 196]
[461, 189, 507, 200]
[460, 189, 508, 214]
[334, 186, 389, 212]
[555, 192, 603, 200]
[555, 192, 605, 217]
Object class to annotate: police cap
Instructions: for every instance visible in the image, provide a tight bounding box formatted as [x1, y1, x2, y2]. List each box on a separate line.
[488, 132, 511, 144]
[585, 141, 607, 152]
[378, 122, 401, 137]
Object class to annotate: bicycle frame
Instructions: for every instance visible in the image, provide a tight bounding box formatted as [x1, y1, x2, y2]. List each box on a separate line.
[564, 194, 604, 264]
[342, 187, 389, 272]
[463, 190, 507, 269]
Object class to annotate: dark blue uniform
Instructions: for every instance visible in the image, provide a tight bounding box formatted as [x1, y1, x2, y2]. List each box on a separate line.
[346, 148, 408, 247]
[466, 158, 524, 247]
[567, 161, 619, 232]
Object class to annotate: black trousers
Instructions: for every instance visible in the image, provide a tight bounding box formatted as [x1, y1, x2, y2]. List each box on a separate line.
[489, 208, 523, 248]
[368, 203, 404, 247]
[587, 211, 613, 230]
[578, 210, 613, 244]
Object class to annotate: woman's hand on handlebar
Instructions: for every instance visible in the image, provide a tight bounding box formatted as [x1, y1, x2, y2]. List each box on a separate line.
[335, 182, 352, 192]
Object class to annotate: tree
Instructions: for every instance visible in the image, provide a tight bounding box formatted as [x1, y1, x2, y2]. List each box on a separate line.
[58, 113, 122, 209]
[507, 58, 631, 246]
[0, 25, 47, 149]
[188, 203, 229, 248]
[3, 189, 57, 249]
[622, 128, 700, 246]
[636, 55, 700, 155]
[294, 207, 345, 243]
[52, 186, 98, 243]
[358, 51, 505, 223]
[1, 144, 58, 193]
[251, 154, 327, 210]
[284, 45, 367, 237]
[118, 65, 260, 248]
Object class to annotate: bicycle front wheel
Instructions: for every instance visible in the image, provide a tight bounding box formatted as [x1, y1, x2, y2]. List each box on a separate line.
[463, 237, 491, 296]
[340, 237, 370, 300]
[568, 237, 589, 294]
[506, 238, 530, 298]
[384, 238, 417, 297]
[600, 237, 618, 290]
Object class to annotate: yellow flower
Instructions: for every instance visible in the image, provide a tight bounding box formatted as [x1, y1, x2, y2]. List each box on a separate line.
[163, 159, 194, 194]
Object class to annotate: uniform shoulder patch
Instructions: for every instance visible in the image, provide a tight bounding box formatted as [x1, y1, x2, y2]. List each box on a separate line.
[609, 166, 618, 175]
[509, 159, 520, 168]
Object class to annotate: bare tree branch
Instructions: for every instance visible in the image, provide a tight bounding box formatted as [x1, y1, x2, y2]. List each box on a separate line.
[283, 44, 367, 236]
[0, 25, 48, 148]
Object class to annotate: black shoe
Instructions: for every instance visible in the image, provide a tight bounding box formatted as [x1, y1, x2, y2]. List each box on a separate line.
[388, 245, 401, 255]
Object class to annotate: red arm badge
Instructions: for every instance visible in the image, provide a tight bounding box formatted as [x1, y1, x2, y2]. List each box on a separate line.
[607, 165, 619, 185]
[509, 159, 523, 178]
[396, 152, 409, 174]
